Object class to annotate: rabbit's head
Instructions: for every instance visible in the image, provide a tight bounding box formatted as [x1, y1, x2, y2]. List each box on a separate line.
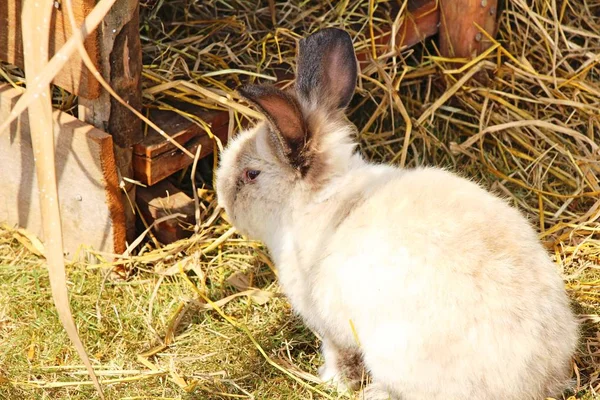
[216, 28, 358, 242]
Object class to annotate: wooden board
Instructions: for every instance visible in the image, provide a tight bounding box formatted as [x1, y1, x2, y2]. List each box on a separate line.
[0, 0, 101, 99]
[359, 0, 440, 64]
[401, 0, 440, 49]
[78, 0, 143, 148]
[133, 108, 230, 186]
[136, 180, 195, 245]
[0, 84, 126, 256]
[439, 0, 499, 58]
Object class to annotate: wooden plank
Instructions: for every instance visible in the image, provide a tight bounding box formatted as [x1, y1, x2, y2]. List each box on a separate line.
[136, 180, 195, 245]
[132, 108, 230, 186]
[354, 0, 439, 66]
[439, 0, 499, 58]
[0, 84, 126, 256]
[400, 0, 440, 50]
[134, 109, 229, 159]
[0, 0, 101, 99]
[77, 0, 143, 243]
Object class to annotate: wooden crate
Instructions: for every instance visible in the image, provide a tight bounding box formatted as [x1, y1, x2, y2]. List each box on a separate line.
[133, 108, 230, 186]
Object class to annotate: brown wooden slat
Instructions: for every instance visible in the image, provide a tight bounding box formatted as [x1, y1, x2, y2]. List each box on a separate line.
[132, 108, 230, 186]
[134, 109, 230, 159]
[356, 0, 440, 65]
[0, 0, 101, 99]
[439, 0, 499, 58]
[136, 180, 195, 244]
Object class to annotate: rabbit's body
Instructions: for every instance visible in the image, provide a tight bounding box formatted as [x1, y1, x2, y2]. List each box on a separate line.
[216, 28, 578, 399]
[274, 164, 576, 399]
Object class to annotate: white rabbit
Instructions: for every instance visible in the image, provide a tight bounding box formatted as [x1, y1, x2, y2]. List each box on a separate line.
[215, 28, 578, 400]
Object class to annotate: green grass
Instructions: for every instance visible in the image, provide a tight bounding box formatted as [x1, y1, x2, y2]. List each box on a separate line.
[0, 228, 339, 400]
[1, 218, 599, 399]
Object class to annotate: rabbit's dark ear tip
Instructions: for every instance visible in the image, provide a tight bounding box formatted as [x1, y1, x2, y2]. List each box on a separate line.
[296, 27, 357, 110]
[236, 84, 285, 109]
[301, 27, 352, 45]
[236, 84, 262, 101]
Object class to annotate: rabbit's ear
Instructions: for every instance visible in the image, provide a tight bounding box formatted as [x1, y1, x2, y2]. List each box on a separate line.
[296, 28, 357, 110]
[237, 84, 311, 173]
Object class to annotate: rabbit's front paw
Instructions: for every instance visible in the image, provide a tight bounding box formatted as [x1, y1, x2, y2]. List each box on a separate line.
[319, 340, 365, 394]
[319, 363, 352, 394]
[357, 382, 395, 400]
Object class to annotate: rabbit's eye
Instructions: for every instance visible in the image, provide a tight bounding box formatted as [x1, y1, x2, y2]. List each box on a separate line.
[244, 169, 261, 183]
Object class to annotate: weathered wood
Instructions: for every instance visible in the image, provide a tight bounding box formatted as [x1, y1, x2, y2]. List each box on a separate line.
[77, 0, 143, 147]
[400, 0, 440, 50]
[0, 84, 126, 256]
[439, 0, 499, 58]
[132, 108, 230, 186]
[78, 0, 143, 243]
[0, 0, 101, 99]
[136, 180, 195, 244]
[354, 0, 440, 65]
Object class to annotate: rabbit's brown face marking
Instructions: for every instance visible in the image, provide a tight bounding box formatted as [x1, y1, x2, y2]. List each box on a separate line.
[217, 28, 359, 240]
[216, 130, 261, 229]
[216, 123, 301, 241]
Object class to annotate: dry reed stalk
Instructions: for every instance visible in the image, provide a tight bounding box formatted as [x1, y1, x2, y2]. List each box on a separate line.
[20, 0, 104, 397]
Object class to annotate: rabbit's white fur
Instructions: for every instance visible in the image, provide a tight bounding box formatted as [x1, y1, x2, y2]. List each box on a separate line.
[216, 28, 578, 400]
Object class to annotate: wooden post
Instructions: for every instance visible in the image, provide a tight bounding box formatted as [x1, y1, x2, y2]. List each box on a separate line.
[78, 0, 143, 243]
[438, 0, 499, 58]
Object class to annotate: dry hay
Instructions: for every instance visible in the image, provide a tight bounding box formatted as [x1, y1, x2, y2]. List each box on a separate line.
[1, 0, 600, 398]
